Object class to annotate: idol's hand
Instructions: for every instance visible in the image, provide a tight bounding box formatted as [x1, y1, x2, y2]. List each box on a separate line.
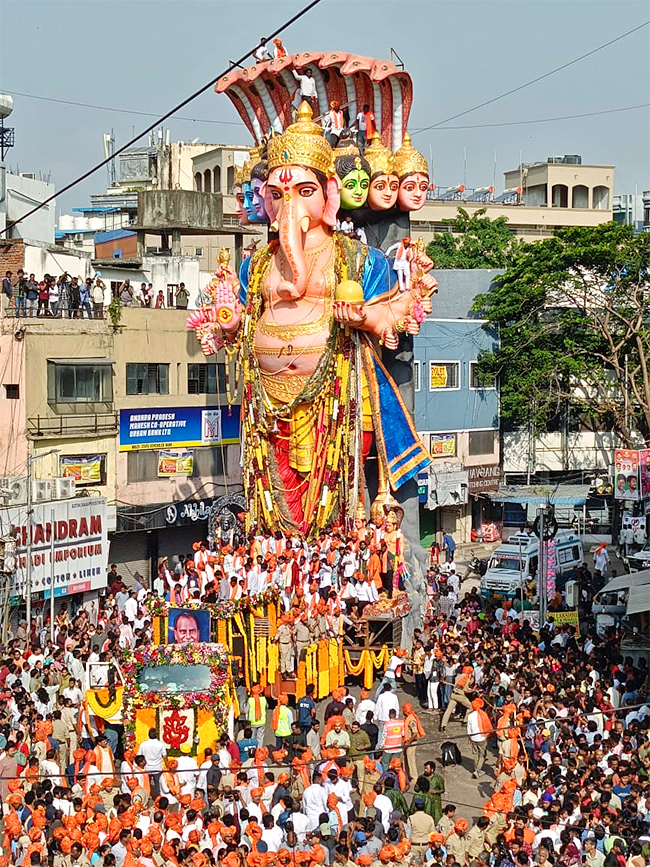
[333, 301, 368, 328]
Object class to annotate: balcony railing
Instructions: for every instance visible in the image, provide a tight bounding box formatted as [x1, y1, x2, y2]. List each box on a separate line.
[28, 412, 119, 439]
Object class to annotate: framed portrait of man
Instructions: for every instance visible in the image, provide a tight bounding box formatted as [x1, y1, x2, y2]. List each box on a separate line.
[168, 608, 211, 644]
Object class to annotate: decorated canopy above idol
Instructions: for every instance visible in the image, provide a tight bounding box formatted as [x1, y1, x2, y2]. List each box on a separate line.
[188, 50, 437, 541]
[220, 51, 430, 232]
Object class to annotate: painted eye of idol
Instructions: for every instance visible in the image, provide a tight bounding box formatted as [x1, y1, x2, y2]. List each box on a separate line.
[298, 184, 318, 198]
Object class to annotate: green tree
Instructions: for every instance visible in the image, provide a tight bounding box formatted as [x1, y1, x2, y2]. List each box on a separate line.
[425, 207, 518, 269]
[472, 223, 650, 446]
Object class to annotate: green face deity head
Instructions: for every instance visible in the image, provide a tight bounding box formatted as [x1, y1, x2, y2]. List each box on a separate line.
[340, 169, 370, 210]
[335, 154, 372, 211]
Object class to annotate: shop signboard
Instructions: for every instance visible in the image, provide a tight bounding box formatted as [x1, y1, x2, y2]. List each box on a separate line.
[157, 450, 194, 477]
[60, 454, 105, 485]
[614, 448, 640, 500]
[467, 464, 501, 494]
[119, 405, 240, 451]
[640, 449, 650, 499]
[2, 498, 108, 599]
[430, 433, 456, 458]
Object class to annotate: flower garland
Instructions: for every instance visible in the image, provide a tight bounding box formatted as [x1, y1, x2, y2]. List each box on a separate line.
[145, 586, 281, 621]
[121, 642, 230, 749]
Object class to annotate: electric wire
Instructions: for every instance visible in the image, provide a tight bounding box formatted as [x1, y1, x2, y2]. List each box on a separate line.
[0, 0, 324, 237]
[4, 90, 646, 133]
[412, 20, 650, 136]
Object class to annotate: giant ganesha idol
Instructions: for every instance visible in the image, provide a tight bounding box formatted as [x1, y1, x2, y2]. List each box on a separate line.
[189, 103, 436, 537]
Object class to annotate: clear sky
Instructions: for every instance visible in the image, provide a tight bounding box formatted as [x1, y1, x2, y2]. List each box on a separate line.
[1, 0, 648, 214]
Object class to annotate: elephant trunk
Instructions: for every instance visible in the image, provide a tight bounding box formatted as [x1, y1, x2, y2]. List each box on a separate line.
[277, 197, 309, 300]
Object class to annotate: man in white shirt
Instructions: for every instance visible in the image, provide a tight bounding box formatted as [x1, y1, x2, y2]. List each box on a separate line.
[176, 748, 200, 799]
[466, 698, 489, 778]
[124, 590, 138, 624]
[292, 68, 318, 114]
[355, 690, 376, 725]
[375, 683, 400, 723]
[302, 773, 328, 829]
[137, 728, 167, 797]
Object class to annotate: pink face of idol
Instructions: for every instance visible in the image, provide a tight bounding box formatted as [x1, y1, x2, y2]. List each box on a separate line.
[397, 172, 429, 211]
[266, 166, 327, 229]
[367, 173, 399, 211]
[233, 184, 249, 225]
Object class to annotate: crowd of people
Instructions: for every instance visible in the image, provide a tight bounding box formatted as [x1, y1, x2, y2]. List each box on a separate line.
[0, 520, 649, 866]
[2, 269, 194, 319]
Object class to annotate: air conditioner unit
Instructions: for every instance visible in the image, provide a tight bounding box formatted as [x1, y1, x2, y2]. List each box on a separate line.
[32, 479, 53, 502]
[0, 477, 28, 506]
[53, 477, 76, 500]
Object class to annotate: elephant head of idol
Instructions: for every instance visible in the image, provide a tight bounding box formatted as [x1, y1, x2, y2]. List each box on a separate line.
[393, 133, 430, 212]
[262, 102, 341, 301]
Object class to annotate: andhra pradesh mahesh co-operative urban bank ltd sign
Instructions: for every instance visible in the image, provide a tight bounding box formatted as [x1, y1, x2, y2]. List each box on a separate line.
[118, 406, 241, 451]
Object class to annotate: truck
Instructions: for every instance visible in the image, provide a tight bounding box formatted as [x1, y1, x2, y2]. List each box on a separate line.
[480, 530, 584, 601]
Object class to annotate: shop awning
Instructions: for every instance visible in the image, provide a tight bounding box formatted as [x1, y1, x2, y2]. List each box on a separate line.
[597, 569, 650, 595]
[627, 583, 650, 615]
[490, 484, 590, 506]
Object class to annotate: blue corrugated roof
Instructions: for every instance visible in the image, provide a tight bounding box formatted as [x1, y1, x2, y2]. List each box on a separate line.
[72, 206, 123, 213]
[95, 228, 137, 244]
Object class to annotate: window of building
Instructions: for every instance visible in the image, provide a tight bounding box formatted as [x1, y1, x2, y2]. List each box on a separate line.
[468, 430, 495, 456]
[470, 362, 496, 390]
[214, 165, 221, 193]
[167, 283, 178, 307]
[226, 165, 235, 191]
[194, 247, 204, 257]
[551, 184, 568, 208]
[572, 184, 589, 209]
[110, 281, 122, 299]
[127, 448, 224, 482]
[194, 172, 203, 192]
[592, 185, 610, 210]
[414, 361, 421, 392]
[3, 384, 19, 399]
[47, 360, 113, 404]
[187, 363, 226, 394]
[429, 362, 459, 390]
[204, 169, 212, 193]
[126, 363, 169, 395]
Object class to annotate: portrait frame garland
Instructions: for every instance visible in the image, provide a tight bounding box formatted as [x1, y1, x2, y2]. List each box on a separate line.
[121, 642, 230, 749]
[145, 586, 281, 621]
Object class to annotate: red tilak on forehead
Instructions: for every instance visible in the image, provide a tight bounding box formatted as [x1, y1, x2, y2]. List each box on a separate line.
[278, 168, 293, 184]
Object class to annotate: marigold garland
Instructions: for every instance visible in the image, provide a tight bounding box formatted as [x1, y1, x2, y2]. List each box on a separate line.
[121, 643, 230, 750]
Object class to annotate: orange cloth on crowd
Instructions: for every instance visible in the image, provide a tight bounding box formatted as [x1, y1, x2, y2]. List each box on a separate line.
[322, 714, 346, 741]
[402, 703, 426, 739]
[251, 685, 263, 720]
[292, 749, 312, 788]
[456, 666, 473, 689]
[254, 747, 269, 785]
[272, 694, 288, 730]
[327, 793, 344, 830]
[471, 698, 492, 736]
[363, 791, 376, 807]
[454, 818, 469, 834]
[388, 757, 408, 792]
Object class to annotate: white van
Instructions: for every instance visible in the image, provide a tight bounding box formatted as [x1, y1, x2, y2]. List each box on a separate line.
[480, 530, 584, 600]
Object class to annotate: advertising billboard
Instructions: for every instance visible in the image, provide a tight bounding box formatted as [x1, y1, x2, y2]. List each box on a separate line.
[119, 405, 240, 451]
[1, 498, 108, 599]
[614, 448, 640, 500]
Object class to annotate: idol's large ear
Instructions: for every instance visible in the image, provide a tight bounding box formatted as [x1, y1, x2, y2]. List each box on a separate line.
[323, 174, 342, 227]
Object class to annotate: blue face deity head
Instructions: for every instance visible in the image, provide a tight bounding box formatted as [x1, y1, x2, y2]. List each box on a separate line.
[249, 177, 269, 223]
[242, 182, 255, 222]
